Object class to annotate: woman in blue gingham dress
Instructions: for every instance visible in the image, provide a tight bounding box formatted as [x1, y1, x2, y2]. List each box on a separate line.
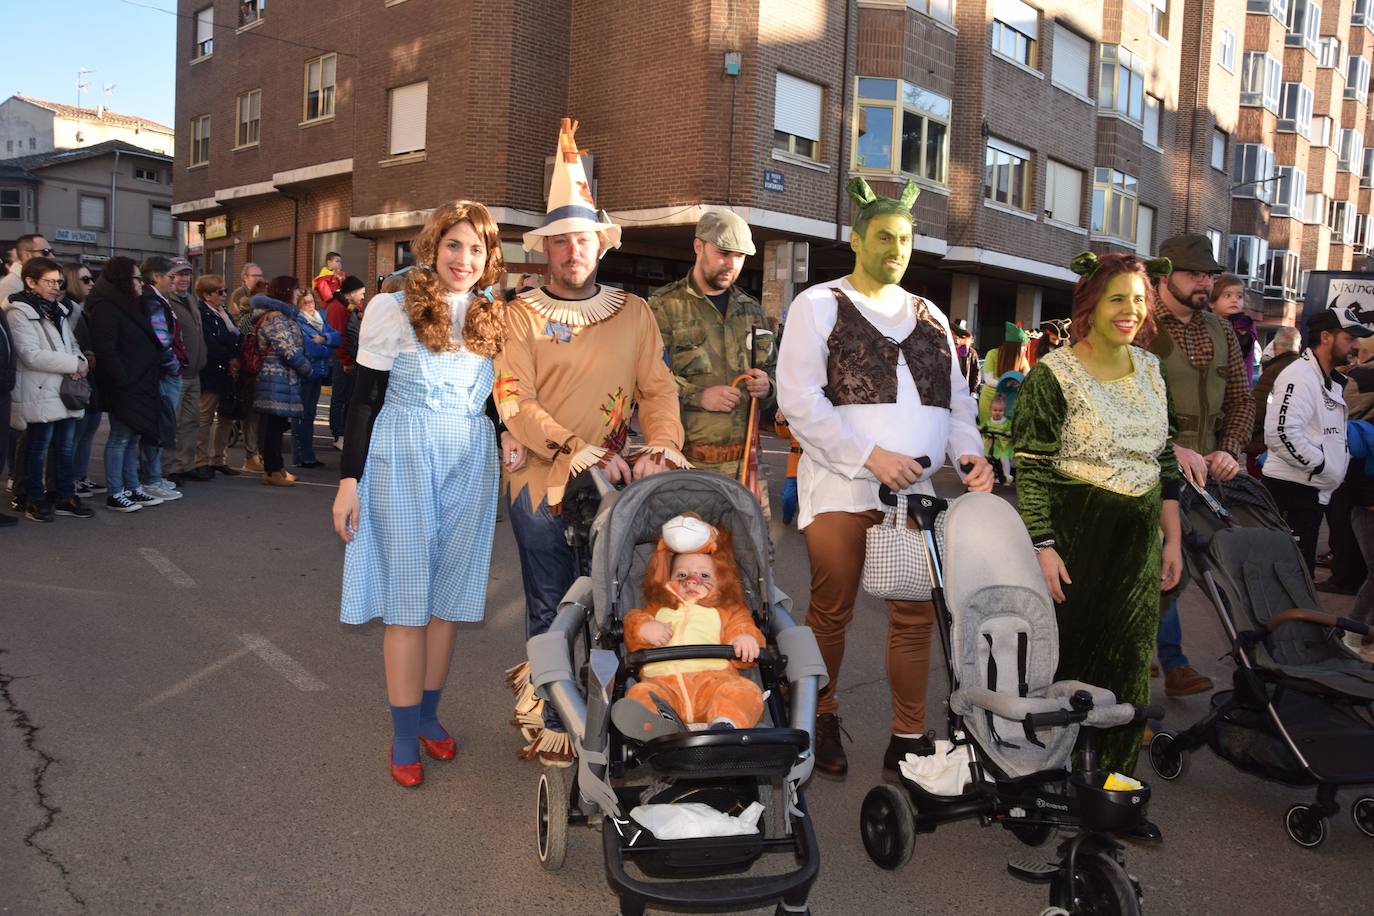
[332, 201, 513, 788]
[339, 306, 497, 625]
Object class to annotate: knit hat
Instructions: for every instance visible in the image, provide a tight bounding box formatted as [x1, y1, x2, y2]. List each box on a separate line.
[522, 117, 622, 254]
[1004, 321, 1030, 344]
[339, 275, 366, 296]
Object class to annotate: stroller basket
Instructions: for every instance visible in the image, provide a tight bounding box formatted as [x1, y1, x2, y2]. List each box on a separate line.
[1206, 690, 1311, 786]
[639, 729, 810, 780]
[1069, 772, 1151, 834]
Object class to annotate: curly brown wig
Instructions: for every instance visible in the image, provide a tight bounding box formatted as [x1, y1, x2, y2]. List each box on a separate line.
[402, 201, 507, 357]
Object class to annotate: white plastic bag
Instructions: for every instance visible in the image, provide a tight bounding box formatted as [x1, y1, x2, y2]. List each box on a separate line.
[630, 801, 764, 839]
[897, 740, 973, 797]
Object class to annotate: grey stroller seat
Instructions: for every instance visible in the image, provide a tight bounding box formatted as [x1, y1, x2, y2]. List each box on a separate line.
[944, 493, 1138, 779]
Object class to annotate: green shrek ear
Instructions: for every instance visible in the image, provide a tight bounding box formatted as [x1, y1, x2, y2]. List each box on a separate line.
[897, 180, 920, 211]
[1143, 257, 1173, 280]
[846, 177, 878, 211]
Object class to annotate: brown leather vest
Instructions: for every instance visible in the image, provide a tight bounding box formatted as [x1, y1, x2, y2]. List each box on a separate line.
[823, 288, 952, 410]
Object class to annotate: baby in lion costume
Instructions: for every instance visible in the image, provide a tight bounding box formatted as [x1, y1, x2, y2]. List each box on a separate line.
[611, 514, 767, 741]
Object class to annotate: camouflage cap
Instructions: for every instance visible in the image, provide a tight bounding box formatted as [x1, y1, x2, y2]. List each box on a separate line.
[695, 210, 756, 256]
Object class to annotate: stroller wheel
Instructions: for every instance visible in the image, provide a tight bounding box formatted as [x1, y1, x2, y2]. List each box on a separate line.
[1049, 847, 1140, 916]
[1284, 804, 1328, 849]
[1147, 731, 1189, 781]
[860, 785, 914, 870]
[1354, 797, 1374, 838]
[536, 766, 570, 870]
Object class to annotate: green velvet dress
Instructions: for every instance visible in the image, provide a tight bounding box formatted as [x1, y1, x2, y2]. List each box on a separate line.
[1013, 345, 1179, 775]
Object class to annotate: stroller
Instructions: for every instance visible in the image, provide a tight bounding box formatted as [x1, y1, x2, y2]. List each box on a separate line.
[1147, 475, 1374, 848]
[524, 470, 827, 915]
[859, 489, 1161, 915]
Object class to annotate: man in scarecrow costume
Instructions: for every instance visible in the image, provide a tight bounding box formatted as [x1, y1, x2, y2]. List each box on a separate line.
[776, 177, 993, 779]
[498, 118, 689, 766]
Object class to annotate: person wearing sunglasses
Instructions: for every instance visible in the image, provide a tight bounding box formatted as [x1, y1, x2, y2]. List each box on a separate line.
[0, 234, 54, 306]
[4, 257, 92, 521]
[60, 262, 107, 500]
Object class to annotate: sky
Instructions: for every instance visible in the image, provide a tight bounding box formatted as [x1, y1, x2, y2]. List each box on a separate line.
[5, 0, 177, 127]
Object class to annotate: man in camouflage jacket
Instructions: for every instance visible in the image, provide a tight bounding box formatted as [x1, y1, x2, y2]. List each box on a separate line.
[649, 211, 777, 478]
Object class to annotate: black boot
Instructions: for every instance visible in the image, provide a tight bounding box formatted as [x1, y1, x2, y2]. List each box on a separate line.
[883, 732, 936, 772]
[814, 713, 849, 778]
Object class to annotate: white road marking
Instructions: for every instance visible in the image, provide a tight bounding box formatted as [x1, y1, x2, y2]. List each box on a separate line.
[238, 634, 327, 691]
[0, 578, 124, 598]
[137, 547, 197, 588]
[138, 645, 255, 709]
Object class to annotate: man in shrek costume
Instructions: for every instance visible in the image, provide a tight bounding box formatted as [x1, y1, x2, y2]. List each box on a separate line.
[1013, 252, 1181, 839]
[777, 178, 992, 779]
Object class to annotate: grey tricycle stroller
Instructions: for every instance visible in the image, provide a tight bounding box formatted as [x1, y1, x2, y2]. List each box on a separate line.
[859, 490, 1162, 915]
[524, 470, 828, 915]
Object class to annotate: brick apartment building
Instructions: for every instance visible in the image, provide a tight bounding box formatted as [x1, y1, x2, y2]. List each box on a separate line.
[175, 0, 1350, 347]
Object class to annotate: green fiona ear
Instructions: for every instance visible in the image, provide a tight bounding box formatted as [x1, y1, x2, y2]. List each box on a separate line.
[846, 177, 878, 211]
[1068, 251, 1100, 278]
[1143, 257, 1173, 280]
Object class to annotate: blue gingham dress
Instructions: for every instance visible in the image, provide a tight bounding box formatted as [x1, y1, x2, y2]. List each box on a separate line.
[340, 310, 497, 626]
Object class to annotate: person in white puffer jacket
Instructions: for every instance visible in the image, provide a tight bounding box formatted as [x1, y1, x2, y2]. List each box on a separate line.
[1263, 304, 1372, 573]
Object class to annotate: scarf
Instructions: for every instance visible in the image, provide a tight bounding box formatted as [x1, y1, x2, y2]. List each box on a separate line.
[300, 307, 324, 331]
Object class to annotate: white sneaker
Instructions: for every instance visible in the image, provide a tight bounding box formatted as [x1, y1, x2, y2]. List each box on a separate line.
[332, 437, 344, 451]
[159, 477, 179, 491]
[144, 483, 183, 501]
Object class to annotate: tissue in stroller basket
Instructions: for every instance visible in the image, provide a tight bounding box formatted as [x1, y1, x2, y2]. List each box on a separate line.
[630, 802, 764, 839]
[898, 740, 973, 797]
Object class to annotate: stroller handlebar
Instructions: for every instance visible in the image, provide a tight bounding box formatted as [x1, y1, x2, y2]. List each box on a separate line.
[622, 645, 781, 674]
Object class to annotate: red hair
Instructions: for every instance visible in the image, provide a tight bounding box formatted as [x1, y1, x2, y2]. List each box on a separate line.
[1069, 253, 1157, 348]
[641, 527, 747, 611]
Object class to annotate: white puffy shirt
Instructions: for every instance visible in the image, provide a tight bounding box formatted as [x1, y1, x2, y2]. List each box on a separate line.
[776, 278, 984, 529]
[356, 290, 471, 371]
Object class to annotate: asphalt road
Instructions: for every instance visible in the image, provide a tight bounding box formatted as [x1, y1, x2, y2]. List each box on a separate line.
[1, 424, 1371, 915]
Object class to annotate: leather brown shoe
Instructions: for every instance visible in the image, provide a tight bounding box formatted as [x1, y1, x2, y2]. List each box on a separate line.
[814, 713, 849, 778]
[1164, 665, 1213, 697]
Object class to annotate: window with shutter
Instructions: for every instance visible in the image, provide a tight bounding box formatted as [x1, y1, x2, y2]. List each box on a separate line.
[194, 7, 213, 58]
[151, 205, 173, 239]
[79, 194, 106, 230]
[774, 73, 823, 160]
[1135, 205, 1155, 256]
[1211, 129, 1227, 169]
[1051, 25, 1091, 97]
[389, 82, 429, 156]
[1143, 95, 1161, 146]
[991, 0, 1039, 66]
[1045, 160, 1084, 225]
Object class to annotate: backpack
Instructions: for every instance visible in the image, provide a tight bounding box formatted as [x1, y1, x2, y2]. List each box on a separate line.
[239, 314, 271, 375]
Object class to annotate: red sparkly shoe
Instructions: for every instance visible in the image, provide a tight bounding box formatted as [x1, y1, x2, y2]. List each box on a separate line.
[390, 749, 424, 788]
[417, 733, 457, 761]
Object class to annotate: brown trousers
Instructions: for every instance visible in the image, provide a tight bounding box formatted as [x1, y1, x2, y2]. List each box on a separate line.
[196, 391, 232, 467]
[803, 509, 934, 735]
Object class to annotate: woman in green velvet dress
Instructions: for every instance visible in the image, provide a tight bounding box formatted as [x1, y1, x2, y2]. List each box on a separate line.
[1012, 252, 1183, 777]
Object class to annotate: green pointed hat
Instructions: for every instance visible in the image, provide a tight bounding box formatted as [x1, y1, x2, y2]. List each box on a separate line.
[1004, 321, 1030, 344]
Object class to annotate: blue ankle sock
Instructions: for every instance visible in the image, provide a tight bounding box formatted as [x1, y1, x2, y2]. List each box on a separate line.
[418, 689, 448, 741]
[390, 703, 421, 765]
